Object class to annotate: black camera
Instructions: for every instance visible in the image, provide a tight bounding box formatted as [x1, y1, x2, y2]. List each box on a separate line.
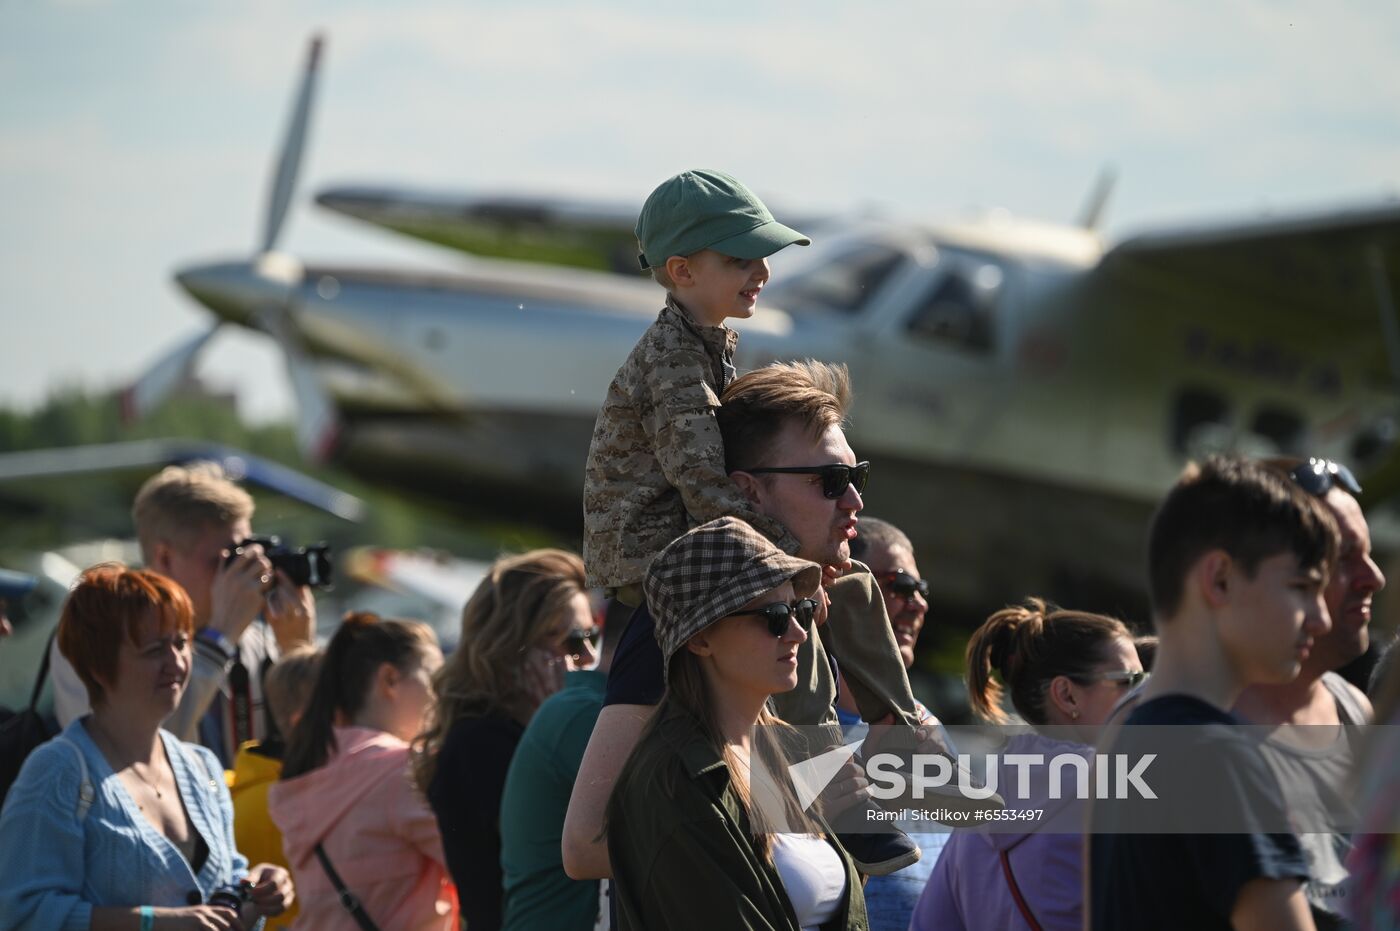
[207, 880, 252, 910]
[228, 535, 334, 589]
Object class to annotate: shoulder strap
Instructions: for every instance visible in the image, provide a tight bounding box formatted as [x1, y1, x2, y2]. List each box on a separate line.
[53, 736, 95, 822]
[28, 629, 56, 712]
[1321, 672, 1368, 725]
[314, 842, 382, 931]
[999, 849, 1045, 931]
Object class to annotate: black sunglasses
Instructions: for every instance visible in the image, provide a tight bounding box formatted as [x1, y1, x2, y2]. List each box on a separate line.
[1072, 669, 1150, 689]
[728, 598, 818, 636]
[1288, 458, 1362, 497]
[742, 462, 870, 499]
[879, 570, 929, 601]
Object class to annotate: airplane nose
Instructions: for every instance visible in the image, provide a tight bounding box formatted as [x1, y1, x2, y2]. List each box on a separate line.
[174, 254, 302, 328]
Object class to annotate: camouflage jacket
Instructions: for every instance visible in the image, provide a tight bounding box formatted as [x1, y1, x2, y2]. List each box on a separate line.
[582, 295, 799, 589]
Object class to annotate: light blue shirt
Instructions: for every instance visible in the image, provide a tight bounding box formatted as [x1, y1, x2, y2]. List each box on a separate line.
[0, 718, 250, 931]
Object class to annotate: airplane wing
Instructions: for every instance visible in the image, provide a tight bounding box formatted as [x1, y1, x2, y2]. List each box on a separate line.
[0, 439, 366, 529]
[1100, 200, 1400, 502]
[316, 185, 647, 275]
[1102, 200, 1400, 331]
[316, 184, 835, 277]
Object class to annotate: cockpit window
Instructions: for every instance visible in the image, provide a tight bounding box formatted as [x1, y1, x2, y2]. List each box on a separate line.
[906, 258, 1004, 353]
[765, 244, 906, 315]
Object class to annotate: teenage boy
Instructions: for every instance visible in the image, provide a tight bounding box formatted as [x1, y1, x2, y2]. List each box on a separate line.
[1091, 456, 1338, 931]
[583, 168, 809, 601]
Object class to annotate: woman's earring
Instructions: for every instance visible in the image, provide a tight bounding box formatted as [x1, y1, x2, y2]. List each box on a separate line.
[1071, 709, 1080, 720]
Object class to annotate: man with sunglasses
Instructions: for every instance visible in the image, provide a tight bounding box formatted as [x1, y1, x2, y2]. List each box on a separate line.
[1232, 457, 1382, 929]
[564, 360, 927, 882]
[849, 518, 929, 671]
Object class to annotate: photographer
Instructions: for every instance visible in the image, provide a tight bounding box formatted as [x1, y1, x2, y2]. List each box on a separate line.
[53, 463, 317, 766]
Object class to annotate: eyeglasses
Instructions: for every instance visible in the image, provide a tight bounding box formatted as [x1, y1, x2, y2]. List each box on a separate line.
[1072, 669, 1149, 689]
[564, 626, 600, 656]
[1288, 458, 1362, 497]
[742, 462, 870, 499]
[727, 598, 818, 636]
[878, 570, 929, 601]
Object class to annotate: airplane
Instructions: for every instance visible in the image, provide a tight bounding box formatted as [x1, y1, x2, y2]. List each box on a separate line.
[136, 35, 1400, 625]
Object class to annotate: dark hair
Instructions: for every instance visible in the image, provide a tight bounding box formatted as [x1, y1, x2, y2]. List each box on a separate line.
[965, 597, 1131, 725]
[1133, 634, 1159, 671]
[281, 611, 437, 779]
[1147, 456, 1338, 620]
[58, 564, 195, 707]
[717, 360, 851, 472]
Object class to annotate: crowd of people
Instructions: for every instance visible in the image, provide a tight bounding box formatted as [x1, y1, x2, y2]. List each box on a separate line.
[0, 168, 1397, 931]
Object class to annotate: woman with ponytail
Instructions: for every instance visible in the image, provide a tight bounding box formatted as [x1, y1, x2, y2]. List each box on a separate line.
[606, 518, 867, 930]
[268, 612, 457, 931]
[911, 598, 1143, 931]
[415, 548, 596, 931]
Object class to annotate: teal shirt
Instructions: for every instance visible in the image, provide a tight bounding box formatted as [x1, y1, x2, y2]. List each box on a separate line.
[500, 670, 607, 931]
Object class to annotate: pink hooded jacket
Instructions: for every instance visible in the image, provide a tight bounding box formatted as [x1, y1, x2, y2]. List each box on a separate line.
[267, 726, 459, 931]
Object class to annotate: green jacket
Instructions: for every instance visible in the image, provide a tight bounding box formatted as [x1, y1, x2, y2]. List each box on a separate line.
[608, 705, 868, 931]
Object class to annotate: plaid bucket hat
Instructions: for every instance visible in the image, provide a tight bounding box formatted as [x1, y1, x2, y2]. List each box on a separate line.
[645, 517, 822, 682]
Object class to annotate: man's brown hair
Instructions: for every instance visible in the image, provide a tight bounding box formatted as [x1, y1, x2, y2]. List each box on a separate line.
[1147, 456, 1339, 620]
[131, 462, 255, 560]
[717, 360, 852, 471]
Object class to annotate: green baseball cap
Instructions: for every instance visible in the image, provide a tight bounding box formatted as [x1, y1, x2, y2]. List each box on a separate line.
[635, 169, 810, 270]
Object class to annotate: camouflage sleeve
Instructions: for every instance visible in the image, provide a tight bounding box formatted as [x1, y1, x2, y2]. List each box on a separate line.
[642, 347, 802, 554]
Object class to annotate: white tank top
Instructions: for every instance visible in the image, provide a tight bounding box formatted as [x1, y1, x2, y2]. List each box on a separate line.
[770, 833, 846, 930]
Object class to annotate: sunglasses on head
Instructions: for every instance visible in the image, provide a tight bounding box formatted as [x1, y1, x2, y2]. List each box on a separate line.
[879, 570, 929, 601]
[727, 598, 819, 636]
[743, 461, 870, 499]
[1288, 458, 1362, 497]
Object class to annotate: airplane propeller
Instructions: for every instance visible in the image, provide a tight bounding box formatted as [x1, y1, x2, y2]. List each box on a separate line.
[134, 34, 342, 465]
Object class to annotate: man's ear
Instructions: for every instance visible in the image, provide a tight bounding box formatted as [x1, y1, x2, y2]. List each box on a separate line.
[665, 255, 693, 288]
[148, 540, 175, 574]
[1195, 550, 1233, 610]
[730, 470, 764, 506]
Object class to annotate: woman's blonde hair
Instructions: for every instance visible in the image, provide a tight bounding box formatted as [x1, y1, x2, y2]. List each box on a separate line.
[965, 597, 1131, 725]
[414, 548, 586, 792]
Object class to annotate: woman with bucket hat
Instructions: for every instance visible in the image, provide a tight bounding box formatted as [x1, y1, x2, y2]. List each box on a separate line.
[605, 517, 868, 930]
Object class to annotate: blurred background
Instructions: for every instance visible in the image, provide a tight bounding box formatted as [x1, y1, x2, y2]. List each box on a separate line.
[4, 1, 1399, 719]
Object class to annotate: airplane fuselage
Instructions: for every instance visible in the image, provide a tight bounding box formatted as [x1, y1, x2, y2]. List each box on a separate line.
[175, 219, 1395, 620]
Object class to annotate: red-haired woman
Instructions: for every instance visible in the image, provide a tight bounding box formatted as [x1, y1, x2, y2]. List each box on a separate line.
[0, 564, 292, 930]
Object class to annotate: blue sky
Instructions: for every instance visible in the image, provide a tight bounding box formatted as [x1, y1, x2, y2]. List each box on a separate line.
[4, 1, 1399, 421]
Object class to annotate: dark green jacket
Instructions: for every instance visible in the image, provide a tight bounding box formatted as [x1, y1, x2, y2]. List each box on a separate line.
[607, 706, 868, 931]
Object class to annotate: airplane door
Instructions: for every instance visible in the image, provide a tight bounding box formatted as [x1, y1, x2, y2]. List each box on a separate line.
[853, 247, 1015, 466]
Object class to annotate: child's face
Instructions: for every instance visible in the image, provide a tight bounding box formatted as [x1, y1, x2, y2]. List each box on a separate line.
[1221, 551, 1331, 686]
[678, 249, 770, 326]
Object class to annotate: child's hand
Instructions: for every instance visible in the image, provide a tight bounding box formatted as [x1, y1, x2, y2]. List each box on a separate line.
[821, 562, 850, 586]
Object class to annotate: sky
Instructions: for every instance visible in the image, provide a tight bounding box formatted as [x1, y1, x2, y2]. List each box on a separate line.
[4, 0, 1399, 423]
